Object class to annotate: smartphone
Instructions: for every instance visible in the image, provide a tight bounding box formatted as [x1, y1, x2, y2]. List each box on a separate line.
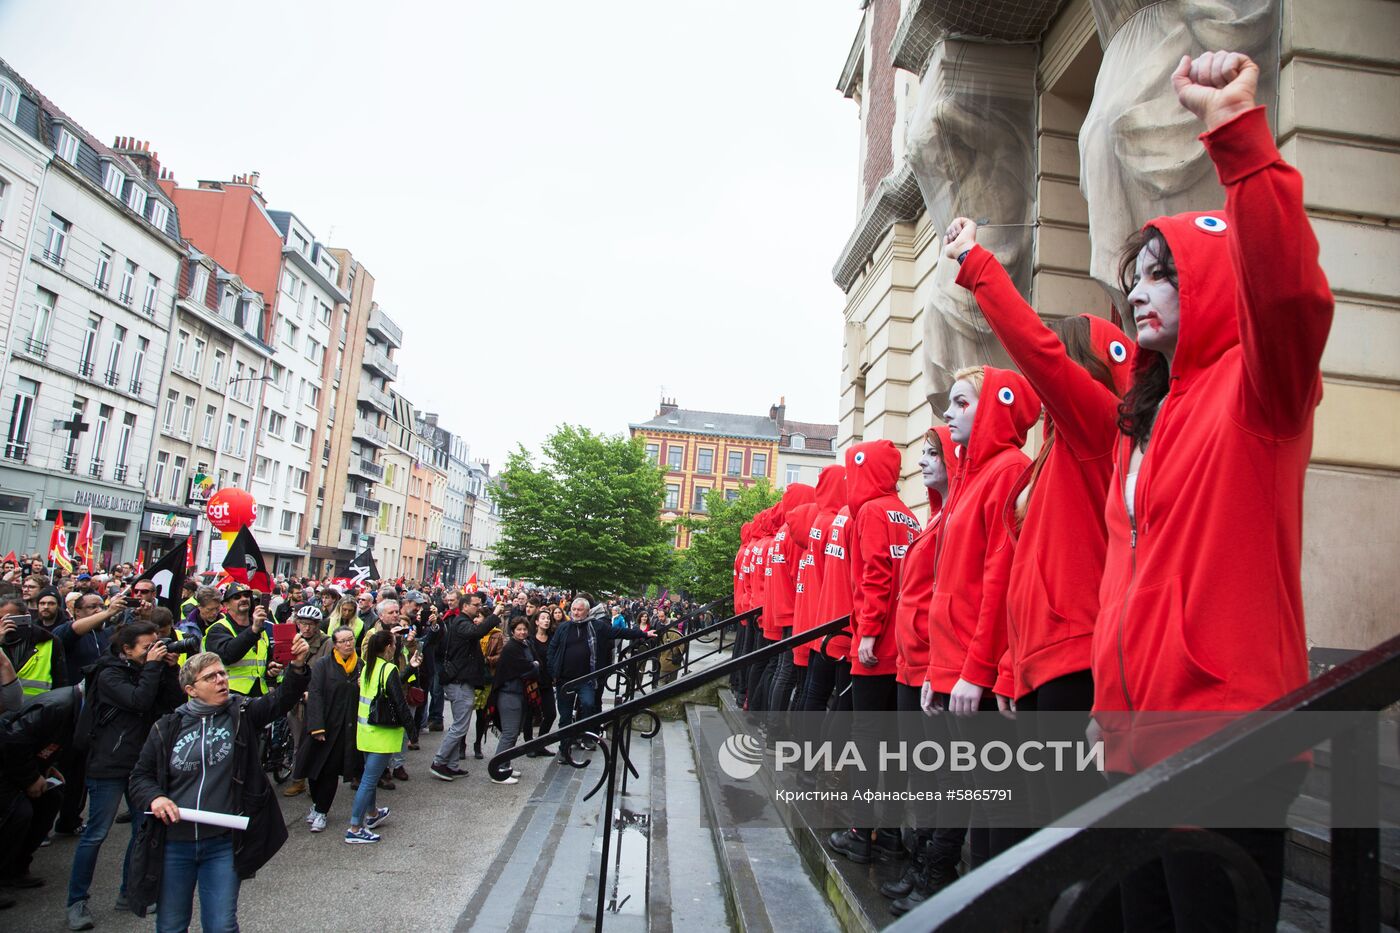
[271, 622, 296, 665]
[45, 775, 64, 790]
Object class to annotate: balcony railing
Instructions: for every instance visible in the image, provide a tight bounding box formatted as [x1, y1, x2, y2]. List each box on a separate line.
[113, 463, 128, 483]
[129, 379, 142, 395]
[103, 369, 120, 388]
[361, 344, 398, 380]
[22, 337, 48, 360]
[367, 307, 403, 347]
[61, 452, 78, 473]
[78, 358, 94, 378]
[41, 247, 65, 268]
[88, 459, 104, 479]
[337, 528, 378, 551]
[349, 456, 384, 480]
[358, 377, 392, 413]
[118, 290, 134, 307]
[4, 442, 28, 463]
[353, 417, 389, 446]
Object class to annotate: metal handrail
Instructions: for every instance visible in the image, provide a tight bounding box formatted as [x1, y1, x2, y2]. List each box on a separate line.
[489, 612, 851, 933]
[558, 601, 747, 695]
[888, 632, 1400, 933]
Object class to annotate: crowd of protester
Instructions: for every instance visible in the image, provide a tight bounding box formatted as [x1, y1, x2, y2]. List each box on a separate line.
[0, 553, 684, 931]
[729, 52, 1333, 930]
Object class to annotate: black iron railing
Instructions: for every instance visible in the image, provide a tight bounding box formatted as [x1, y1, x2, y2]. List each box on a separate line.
[888, 633, 1400, 933]
[490, 609, 851, 933]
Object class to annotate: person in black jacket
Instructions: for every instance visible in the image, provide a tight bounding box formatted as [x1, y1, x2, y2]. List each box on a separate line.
[428, 604, 498, 782]
[126, 636, 310, 930]
[0, 682, 81, 890]
[295, 627, 363, 833]
[521, 611, 555, 757]
[64, 622, 182, 928]
[489, 618, 540, 784]
[546, 598, 653, 763]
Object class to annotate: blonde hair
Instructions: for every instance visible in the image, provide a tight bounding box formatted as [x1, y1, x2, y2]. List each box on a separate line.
[952, 366, 985, 397]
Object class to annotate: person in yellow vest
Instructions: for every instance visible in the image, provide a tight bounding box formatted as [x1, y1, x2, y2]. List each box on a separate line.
[178, 578, 199, 619]
[202, 588, 276, 697]
[346, 628, 416, 844]
[0, 593, 66, 699]
[323, 596, 364, 651]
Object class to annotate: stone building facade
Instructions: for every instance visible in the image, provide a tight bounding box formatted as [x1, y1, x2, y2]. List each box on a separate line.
[832, 0, 1400, 652]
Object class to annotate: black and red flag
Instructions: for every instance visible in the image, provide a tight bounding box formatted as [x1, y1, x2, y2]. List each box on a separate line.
[222, 525, 273, 593]
[135, 539, 188, 617]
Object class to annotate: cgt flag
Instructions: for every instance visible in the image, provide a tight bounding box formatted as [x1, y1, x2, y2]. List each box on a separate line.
[222, 525, 273, 593]
[336, 546, 380, 588]
[135, 539, 187, 616]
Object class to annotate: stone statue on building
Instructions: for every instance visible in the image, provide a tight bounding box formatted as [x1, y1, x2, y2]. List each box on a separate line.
[1080, 0, 1280, 308]
[906, 40, 1039, 404]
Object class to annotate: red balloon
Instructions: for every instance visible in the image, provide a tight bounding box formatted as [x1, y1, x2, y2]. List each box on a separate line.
[206, 488, 258, 532]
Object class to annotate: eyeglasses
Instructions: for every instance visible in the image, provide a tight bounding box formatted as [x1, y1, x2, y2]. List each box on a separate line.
[134, 588, 155, 596]
[196, 670, 229, 684]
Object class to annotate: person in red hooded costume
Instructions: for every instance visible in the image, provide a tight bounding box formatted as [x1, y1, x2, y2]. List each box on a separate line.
[763, 484, 815, 713]
[942, 215, 1135, 823]
[881, 425, 960, 914]
[781, 497, 820, 710]
[828, 440, 919, 865]
[1099, 52, 1331, 932]
[801, 465, 851, 715]
[730, 521, 756, 698]
[921, 365, 1040, 873]
[745, 504, 785, 712]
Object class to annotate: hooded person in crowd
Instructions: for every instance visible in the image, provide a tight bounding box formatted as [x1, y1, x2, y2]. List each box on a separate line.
[828, 440, 919, 866]
[922, 365, 1040, 873]
[1090, 51, 1333, 931]
[763, 483, 815, 714]
[803, 464, 851, 715]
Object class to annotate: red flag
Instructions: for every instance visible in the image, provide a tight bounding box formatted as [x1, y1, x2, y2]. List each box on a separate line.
[1, 550, 15, 564]
[186, 534, 196, 571]
[135, 549, 145, 575]
[433, 569, 443, 588]
[465, 571, 479, 590]
[49, 512, 73, 574]
[74, 508, 94, 572]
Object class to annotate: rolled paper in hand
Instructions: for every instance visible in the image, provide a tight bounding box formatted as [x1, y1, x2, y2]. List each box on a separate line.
[175, 807, 250, 830]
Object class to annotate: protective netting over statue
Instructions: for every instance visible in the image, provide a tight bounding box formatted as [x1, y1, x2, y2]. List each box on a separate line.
[891, 0, 1066, 73]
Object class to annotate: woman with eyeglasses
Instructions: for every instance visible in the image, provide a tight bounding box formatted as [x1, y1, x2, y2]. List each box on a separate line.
[296, 626, 363, 833]
[127, 640, 310, 931]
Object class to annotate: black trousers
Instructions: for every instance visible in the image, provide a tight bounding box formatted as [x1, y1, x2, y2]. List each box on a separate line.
[746, 636, 779, 712]
[54, 747, 87, 833]
[849, 673, 900, 829]
[1016, 669, 1105, 822]
[0, 786, 62, 878]
[1113, 764, 1305, 933]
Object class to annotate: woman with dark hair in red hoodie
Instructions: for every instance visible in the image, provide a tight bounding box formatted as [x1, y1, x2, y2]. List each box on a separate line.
[941, 216, 1135, 822]
[1093, 53, 1332, 932]
[921, 365, 1040, 874]
[828, 439, 920, 866]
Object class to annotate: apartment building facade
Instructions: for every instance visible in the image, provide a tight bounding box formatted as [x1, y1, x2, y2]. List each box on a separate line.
[0, 64, 181, 563]
[374, 389, 414, 578]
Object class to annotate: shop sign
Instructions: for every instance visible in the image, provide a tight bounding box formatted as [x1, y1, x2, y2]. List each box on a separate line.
[143, 511, 194, 536]
[73, 490, 143, 514]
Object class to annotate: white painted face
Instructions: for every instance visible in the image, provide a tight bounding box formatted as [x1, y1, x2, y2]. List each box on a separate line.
[943, 380, 979, 447]
[917, 440, 947, 490]
[1128, 240, 1181, 360]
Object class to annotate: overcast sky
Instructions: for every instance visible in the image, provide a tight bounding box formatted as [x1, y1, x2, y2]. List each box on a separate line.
[0, 0, 859, 467]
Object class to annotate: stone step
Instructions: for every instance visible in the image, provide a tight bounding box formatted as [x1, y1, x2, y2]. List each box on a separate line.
[687, 702, 843, 933]
[1285, 792, 1400, 928]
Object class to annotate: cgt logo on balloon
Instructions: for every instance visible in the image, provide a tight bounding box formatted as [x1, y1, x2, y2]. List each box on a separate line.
[717, 733, 764, 780]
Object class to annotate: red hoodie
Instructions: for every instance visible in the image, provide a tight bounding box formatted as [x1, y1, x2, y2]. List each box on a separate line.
[845, 440, 920, 678]
[756, 505, 786, 639]
[787, 502, 820, 667]
[958, 247, 1135, 699]
[766, 484, 815, 638]
[1091, 107, 1333, 771]
[894, 427, 961, 687]
[734, 521, 753, 617]
[926, 368, 1040, 693]
[809, 465, 852, 661]
[747, 508, 772, 626]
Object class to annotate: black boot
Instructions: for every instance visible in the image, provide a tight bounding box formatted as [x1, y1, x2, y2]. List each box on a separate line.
[872, 828, 905, 862]
[879, 834, 926, 898]
[827, 828, 874, 865]
[891, 846, 958, 916]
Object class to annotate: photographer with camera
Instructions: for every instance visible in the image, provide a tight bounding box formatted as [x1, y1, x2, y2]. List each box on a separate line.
[202, 588, 273, 697]
[63, 621, 183, 929]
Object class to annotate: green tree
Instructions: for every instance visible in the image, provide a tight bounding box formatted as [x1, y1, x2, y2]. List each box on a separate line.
[669, 480, 781, 603]
[491, 425, 674, 596]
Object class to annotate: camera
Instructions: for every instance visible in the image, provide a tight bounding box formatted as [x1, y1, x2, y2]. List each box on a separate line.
[162, 635, 202, 655]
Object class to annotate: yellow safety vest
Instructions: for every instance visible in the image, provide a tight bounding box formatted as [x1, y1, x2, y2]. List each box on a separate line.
[356, 660, 403, 754]
[203, 618, 268, 696]
[17, 639, 54, 697]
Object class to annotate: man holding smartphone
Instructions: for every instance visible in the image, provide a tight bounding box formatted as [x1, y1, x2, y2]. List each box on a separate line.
[202, 588, 275, 697]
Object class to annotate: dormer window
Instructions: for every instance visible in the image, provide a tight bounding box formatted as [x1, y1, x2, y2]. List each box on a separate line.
[126, 185, 147, 215]
[189, 263, 210, 303]
[0, 79, 18, 122]
[149, 200, 169, 231]
[56, 128, 79, 164]
[789, 433, 806, 450]
[103, 164, 126, 198]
